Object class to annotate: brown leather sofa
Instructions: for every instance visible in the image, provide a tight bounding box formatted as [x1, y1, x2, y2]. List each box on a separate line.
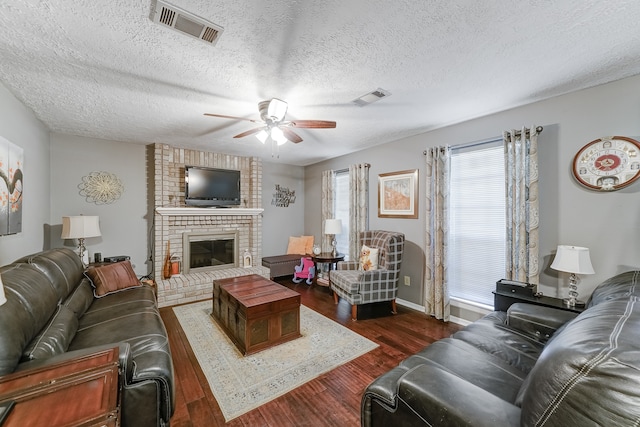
[0, 248, 174, 427]
[362, 271, 640, 426]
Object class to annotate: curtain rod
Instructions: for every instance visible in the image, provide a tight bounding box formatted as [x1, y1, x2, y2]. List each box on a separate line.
[334, 163, 370, 173]
[422, 126, 543, 155]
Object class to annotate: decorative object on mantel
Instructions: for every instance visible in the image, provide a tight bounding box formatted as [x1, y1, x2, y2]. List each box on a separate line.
[61, 215, 101, 267]
[572, 136, 640, 191]
[271, 184, 296, 207]
[163, 241, 172, 280]
[378, 169, 419, 218]
[242, 249, 253, 268]
[79, 171, 124, 204]
[0, 136, 24, 236]
[550, 245, 595, 307]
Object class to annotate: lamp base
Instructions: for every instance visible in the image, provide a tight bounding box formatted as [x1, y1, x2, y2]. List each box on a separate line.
[563, 298, 586, 307]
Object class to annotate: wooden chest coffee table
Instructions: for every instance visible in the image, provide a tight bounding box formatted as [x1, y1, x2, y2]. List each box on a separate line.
[211, 274, 301, 355]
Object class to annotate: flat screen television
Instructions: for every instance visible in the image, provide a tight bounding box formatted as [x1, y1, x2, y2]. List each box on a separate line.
[185, 166, 241, 207]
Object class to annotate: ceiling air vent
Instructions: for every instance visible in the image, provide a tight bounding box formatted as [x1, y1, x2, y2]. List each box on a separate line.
[151, 1, 223, 46]
[352, 88, 392, 106]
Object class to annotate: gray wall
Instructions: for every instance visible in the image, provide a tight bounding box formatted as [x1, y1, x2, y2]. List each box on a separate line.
[305, 74, 640, 310]
[49, 134, 149, 275]
[261, 161, 306, 256]
[0, 83, 50, 264]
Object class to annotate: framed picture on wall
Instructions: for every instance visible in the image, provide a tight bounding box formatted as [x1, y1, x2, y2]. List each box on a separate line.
[378, 169, 418, 218]
[0, 136, 24, 236]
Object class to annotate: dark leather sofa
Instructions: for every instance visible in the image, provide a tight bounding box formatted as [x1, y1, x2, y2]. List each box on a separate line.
[362, 271, 640, 426]
[0, 248, 174, 427]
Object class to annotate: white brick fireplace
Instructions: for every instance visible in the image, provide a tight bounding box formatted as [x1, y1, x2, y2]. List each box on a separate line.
[152, 144, 269, 307]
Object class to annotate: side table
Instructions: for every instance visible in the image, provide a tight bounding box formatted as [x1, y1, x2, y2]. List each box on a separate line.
[311, 253, 345, 287]
[493, 290, 586, 314]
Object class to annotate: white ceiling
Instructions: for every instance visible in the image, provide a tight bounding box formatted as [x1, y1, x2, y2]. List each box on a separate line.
[1, 1, 640, 166]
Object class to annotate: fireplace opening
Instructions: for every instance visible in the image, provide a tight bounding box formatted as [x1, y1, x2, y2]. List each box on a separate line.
[183, 231, 239, 273]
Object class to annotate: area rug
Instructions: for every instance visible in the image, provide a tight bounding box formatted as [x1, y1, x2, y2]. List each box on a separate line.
[173, 300, 378, 421]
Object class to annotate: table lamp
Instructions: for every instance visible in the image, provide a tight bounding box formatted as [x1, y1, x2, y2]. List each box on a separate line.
[550, 245, 595, 307]
[324, 219, 342, 257]
[61, 215, 101, 267]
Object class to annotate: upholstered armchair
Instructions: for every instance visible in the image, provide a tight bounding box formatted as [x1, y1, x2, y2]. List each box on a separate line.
[330, 230, 405, 320]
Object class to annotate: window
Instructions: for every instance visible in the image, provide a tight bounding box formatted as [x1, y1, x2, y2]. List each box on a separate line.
[448, 140, 505, 306]
[334, 170, 350, 259]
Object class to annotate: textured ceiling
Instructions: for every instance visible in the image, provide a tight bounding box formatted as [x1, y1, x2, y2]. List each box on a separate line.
[1, 1, 640, 165]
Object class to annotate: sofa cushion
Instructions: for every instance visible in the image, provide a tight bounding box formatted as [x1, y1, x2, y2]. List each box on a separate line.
[62, 277, 94, 317]
[15, 248, 84, 304]
[586, 270, 640, 307]
[84, 261, 142, 297]
[519, 298, 640, 425]
[0, 263, 60, 375]
[21, 305, 78, 361]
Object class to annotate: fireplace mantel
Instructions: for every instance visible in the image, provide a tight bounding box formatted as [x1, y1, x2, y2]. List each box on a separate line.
[156, 207, 264, 216]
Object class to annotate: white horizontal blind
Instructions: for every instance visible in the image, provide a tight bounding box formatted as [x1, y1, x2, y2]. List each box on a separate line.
[334, 171, 350, 259]
[448, 140, 505, 305]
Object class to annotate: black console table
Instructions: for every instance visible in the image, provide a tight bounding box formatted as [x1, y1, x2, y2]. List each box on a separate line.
[493, 290, 585, 314]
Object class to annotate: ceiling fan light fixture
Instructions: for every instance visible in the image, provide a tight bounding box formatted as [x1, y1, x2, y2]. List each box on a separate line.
[256, 129, 269, 144]
[267, 98, 288, 121]
[270, 127, 288, 145]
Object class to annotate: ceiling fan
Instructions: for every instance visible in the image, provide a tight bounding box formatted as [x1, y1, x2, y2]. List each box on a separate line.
[204, 98, 336, 145]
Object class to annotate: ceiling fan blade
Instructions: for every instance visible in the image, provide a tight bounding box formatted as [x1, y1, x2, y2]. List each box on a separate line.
[233, 127, 265, 138]
[204, 113, 262, 124]
[289, 120, 337, 129]
[282, 128, 303, 143]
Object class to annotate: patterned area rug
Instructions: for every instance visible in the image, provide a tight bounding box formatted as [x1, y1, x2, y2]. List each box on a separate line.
[173, 300, 378, 421]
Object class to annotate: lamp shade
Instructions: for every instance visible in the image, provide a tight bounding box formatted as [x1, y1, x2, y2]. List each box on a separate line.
[0, 274, 6, 306]
[61, 216, 101, 239]
[324, 219, 342, 235]
[550, 245, 595, 275]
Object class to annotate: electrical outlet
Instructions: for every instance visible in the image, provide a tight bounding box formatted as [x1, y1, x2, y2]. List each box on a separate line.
[404, 275, 410, 286]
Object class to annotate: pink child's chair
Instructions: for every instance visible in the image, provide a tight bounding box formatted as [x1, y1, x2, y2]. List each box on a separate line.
[292, 257, 316, 285]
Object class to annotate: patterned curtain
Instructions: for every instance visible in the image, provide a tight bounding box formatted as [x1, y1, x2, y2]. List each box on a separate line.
[348, 163, 369, 260]
[504, 126, 540, 284]
[424, 146, 450, 321]
[321, 169, 336, 252]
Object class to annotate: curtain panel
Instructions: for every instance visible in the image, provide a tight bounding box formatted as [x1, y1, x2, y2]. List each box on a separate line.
[504, 126, 540, 284]
[348, 163, 369, 260]
[321, 169, 336, 252]
[424, 146, 450, 321]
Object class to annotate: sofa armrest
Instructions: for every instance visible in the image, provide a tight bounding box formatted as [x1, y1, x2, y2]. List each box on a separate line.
[507, 303, 578, 341]
[363, 364, 520, 427]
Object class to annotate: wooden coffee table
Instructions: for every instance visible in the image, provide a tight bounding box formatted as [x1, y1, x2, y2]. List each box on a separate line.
[211, 274, 301, 355]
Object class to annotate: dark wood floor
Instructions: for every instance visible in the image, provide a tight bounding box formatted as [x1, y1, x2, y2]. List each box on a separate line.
[160, 277, 461, 427]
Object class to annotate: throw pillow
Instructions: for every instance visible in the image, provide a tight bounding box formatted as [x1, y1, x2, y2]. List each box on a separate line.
[286, 236, 307, 254]
[301, 236, 315, 254]
[359, 245, 379, 271]
[84, 260, 142, 298]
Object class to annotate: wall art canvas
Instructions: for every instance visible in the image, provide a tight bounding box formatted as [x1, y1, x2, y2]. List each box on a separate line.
[0, 136, 24, 235]
[378, 169, 418, 218]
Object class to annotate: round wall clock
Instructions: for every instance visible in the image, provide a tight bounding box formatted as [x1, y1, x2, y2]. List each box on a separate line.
[572, 136, 640, 191]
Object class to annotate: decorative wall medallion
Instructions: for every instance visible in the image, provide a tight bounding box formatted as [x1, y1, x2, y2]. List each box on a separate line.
[572, 136, 640, 191]
[79, 171, 124, 204]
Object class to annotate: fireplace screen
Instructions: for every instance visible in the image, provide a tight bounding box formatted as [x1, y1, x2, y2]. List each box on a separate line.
[183, 232, 238, 273]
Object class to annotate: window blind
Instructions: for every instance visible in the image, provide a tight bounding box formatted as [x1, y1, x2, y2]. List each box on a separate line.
[448, 140, 505, 305]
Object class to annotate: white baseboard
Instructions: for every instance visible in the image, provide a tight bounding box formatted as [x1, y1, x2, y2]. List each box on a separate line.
[396, 298, 468, 326]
